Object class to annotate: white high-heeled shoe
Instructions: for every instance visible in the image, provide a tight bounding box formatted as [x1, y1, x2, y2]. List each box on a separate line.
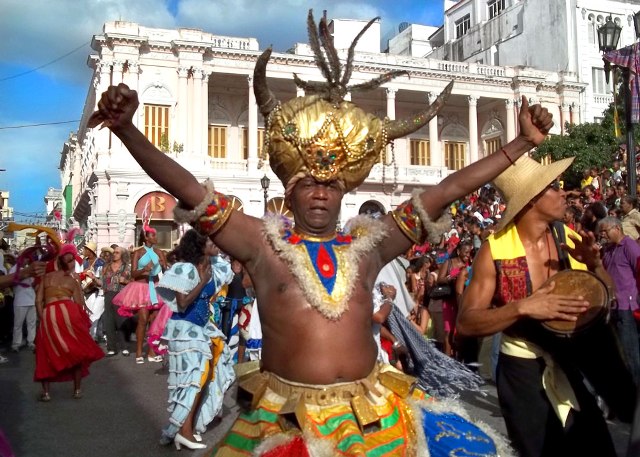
[193, 433, 202, 442]
[174, 433, 206, 450]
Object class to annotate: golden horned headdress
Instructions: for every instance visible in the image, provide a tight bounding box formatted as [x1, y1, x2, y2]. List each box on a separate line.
[254, 10, 453, 193]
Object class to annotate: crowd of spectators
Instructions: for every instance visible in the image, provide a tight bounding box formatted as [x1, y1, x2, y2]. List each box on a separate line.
[396, 156, 640, 379]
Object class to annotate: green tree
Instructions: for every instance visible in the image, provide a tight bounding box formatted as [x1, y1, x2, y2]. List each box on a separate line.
[159, 132, 170, 153]
[531, 122, 617, 189]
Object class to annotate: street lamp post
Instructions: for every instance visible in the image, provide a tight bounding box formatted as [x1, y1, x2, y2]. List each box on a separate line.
[599, 14, 640, 197]
[260, 174, 270, 214]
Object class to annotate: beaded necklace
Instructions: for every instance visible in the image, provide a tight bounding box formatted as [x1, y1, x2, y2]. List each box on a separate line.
[264, 214, 388, 319]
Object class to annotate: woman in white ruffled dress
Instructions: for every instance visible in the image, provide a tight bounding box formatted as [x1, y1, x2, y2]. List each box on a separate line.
[156, 230, 234, 450]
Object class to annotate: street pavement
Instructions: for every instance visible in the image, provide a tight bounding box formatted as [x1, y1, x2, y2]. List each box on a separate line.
[0, 343, 632, 457]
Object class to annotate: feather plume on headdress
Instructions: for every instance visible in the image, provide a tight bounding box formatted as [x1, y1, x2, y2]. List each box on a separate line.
[7, 223, 66, 286]
[253, 9, 453, 192]
[58, 227, 84, 263]
[141, 198, 156, 234]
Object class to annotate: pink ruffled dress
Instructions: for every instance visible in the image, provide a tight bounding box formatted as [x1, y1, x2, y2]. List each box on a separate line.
[113, 246, 164, 317]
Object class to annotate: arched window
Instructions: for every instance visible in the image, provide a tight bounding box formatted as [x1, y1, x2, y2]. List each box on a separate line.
[358, 200, 386, 217]
[441, 122, 469, 170]
[141, 84, 174, 149]
[481, 119, 504, 157]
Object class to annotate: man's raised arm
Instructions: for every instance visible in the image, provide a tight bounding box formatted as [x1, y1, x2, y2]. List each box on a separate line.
[90, 83, 266, 264]
[420, 96, 553, 220]
[378, 96, 553, 264]
[90, 83, 205, 210]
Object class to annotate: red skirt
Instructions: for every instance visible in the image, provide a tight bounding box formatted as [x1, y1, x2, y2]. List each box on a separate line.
[34, 299, 104, 382]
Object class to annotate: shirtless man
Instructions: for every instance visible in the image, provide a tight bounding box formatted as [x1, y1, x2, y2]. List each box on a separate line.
[90, 12, 553, 456]
[93, 87, 549, 376]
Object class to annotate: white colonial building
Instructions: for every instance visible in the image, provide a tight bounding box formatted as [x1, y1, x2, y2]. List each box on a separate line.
[400, 0, 640, 123]
[61, 18, 584, 249]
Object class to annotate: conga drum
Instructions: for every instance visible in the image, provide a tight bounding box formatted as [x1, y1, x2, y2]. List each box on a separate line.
[539, 270, 609, 336]
[537, 269, 635, 422]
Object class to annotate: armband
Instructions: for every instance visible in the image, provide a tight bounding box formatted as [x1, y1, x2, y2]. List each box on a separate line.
[391, 189, 452, 245]
[173, 179, 234, 237]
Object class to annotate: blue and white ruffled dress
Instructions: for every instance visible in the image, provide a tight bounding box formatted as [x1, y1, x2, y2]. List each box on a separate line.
[156, 260, 235, 443]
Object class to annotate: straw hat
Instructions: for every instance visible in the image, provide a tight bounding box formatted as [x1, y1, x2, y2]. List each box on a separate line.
[101, 246, 114, 254]
[492, 155, 574, 233]
[84, 241, 97, 255]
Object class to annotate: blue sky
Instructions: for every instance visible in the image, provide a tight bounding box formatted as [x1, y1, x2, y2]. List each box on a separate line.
[0, 0, 444, 221]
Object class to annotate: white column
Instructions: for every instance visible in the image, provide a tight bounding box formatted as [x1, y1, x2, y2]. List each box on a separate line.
[177, 67, 189, 150]
[191, 68, 203, 155]
[247, 75, 259, 171]
[514, 98, 522, 136]
[386, 88, 396, 120]
[202, 70, 210, 157]
[561, 102, 571, 134]
[187, 71, 194, 154]
[111, 60, 124, 85]
[109, 61, 126, 153]
[571, 102, 580, 125]
[427, 92, 442, 167]
[468, 95, 479, 164]
[385, 88, 397, 167]
[94, 61, 113, 152]
[344, 92, 351, 101]
[125, 62, 140, 128]
[505, 99, 516, 141]
[296, 87, 305, 97]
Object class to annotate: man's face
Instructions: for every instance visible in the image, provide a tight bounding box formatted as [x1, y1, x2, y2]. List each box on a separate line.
[289, 176, 343, 236]
[617, 186, 626, 197]
[533, 181, 567, 222]
[599, 224, 623, 245]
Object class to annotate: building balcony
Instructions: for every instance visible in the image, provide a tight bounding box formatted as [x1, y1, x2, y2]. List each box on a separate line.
[593, 94, 614, 106]
[366, 163, 450, 186]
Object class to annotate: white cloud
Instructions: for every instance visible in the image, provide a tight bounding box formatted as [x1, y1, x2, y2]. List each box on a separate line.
[1, 0, 176, 84]
[1, 1, 412, 83]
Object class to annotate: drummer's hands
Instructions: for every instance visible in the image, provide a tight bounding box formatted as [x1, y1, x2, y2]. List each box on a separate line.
[516, 281, 589, 321]
[562, 230, 602, 271]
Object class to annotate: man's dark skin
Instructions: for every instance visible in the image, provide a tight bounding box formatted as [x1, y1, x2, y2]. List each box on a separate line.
[92, 83, 553, 384]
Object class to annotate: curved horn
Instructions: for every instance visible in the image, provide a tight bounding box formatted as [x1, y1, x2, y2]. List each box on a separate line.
[386, 80, 454, 141]
[253, 47, 280, 118]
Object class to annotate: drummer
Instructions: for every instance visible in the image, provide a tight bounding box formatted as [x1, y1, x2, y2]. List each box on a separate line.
[457, 156, 634, 457]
